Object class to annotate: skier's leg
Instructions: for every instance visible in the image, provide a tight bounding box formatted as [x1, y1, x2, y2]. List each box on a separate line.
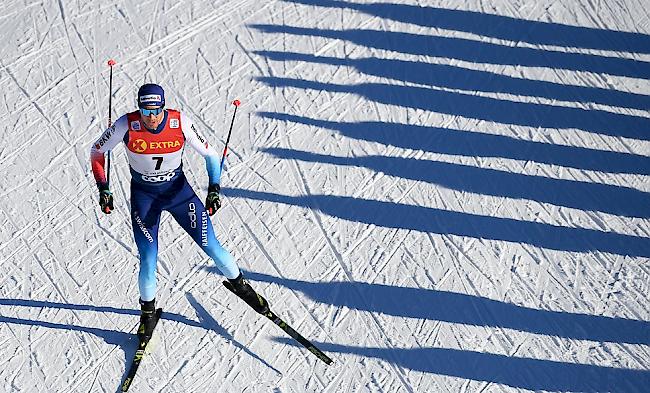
[168, 192, 240, 279]
[168, 179, 269, 313]
[130, 185, 162, 302]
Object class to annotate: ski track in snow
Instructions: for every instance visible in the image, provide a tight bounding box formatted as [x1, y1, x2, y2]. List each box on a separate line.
[0, 0, 649, 392]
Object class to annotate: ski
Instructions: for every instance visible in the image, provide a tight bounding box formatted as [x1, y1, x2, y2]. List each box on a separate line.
[223, 281, 333, 365]
[121, 308, 163, 392]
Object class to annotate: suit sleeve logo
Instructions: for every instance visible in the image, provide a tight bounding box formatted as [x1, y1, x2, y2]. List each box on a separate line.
[191, 124, 209, 148]
[94, 125, 115, 150]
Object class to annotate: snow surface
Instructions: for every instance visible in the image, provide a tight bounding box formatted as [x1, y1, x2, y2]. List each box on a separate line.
[1, 0, 649, 392]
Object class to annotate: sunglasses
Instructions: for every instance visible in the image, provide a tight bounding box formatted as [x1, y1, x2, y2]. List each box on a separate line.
[140, 107, 164, 116]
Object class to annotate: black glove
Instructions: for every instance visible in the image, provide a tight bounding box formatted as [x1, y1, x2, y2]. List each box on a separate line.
[205, 184, 221, 216]
[98, 186, 114, 214]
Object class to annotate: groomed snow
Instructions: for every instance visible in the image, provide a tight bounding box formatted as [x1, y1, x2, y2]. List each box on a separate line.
[0, 0, 649, 392]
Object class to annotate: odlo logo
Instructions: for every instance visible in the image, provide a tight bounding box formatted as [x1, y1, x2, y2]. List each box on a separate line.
[188, 203, 197, 228]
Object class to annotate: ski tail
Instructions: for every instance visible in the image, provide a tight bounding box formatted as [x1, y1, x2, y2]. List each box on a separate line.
[223, 281, 333, 365]
[121, 308, 163, 392]
[264, 309, 333, 365]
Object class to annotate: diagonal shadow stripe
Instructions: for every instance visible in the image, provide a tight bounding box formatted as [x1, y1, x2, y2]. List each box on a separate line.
[282, 0, 650, 55]
[258, 112, 650, 175]
[240, 271, 650, 345]
[257, 76, 650, 141]
[223, 188, 650, 257]
[263, 147, 650, 218]
[272, 337, 650, 392]
[251, 24, 650, 80]
[255, 51, 650, 111]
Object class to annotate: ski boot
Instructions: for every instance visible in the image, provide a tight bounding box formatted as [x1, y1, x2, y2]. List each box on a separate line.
[137, 298, 157, 341]
[228, 274, 270, 314]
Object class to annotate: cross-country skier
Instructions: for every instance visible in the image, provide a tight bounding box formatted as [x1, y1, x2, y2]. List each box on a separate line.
[90, 83, 269, 340]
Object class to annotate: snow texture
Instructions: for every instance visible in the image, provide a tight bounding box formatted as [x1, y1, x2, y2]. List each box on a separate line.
[0, 0, 649, 392]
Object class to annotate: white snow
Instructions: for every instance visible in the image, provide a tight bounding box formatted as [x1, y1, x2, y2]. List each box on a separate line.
[0, 0, 649, 392]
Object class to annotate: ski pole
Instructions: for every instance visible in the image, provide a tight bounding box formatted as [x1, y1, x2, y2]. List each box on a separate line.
[106, 59, 116, 188]
[220, 99, 241, 173]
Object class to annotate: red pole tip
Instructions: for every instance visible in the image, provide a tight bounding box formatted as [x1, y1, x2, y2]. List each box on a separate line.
[232, 99, 241, 107]
[107, 59, 116, 66]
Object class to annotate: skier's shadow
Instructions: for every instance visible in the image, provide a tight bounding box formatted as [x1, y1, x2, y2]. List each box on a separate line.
[0, 300, 139, 392]
[0, 298, 277, 391]
[185, 293, 280, 374]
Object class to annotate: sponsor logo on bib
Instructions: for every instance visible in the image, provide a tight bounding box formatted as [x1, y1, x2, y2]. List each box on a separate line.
[170, 118, 179, 129]
[130, 139, 181, 153]
[131, 121, 141, 131]
[142, 172, 176, 182]
[150, 140, 180, 150]
[131, 139, 147, 153]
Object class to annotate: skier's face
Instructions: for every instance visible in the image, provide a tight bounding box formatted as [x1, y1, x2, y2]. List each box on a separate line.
[140, 106, 165, 130]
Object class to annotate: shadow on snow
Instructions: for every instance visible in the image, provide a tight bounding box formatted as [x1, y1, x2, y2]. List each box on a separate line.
[256, 76, 649, 141]
[0, 298, 275, 384]
[258, 112, 650, 176]
[241, 271, 650, 345]
[224, 188, 650, 258]
[239, 270, 650, 391]
[251, 23, 650, 81]
[262, 146, 650, 218]
[255, 50, 650, 111]
[281, 0, 650, 55]
[275, 337, 650, 392]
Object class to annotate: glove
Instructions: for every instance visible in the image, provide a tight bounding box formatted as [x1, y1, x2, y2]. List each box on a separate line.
[205, 184, 221, 216]
[98, 187, 114, 214]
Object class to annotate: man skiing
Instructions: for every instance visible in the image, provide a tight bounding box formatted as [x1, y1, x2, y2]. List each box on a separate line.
[90, 83, 269, 340]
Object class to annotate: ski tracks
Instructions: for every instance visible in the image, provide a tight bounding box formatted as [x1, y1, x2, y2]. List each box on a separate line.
[272, 138, 416, 392]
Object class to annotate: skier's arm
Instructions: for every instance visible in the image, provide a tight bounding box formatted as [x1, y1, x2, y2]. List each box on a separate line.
[181, 113, 223, 215]
[90, 115, 128, 189]
[181, 113, 222, 186]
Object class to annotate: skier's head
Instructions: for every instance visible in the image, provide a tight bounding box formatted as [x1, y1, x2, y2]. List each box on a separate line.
[138, 83, 165, 108]
[138, 83, 165, 130]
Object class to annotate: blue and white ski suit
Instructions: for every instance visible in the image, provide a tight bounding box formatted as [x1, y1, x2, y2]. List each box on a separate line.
[90, 109, 240, 301]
